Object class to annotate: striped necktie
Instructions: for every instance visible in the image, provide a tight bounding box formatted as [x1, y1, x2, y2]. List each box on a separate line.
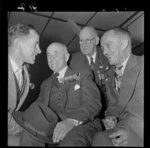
[114, 65, 123, 92]
[14, 66, 26, 108]
[90, 57, 94, 70]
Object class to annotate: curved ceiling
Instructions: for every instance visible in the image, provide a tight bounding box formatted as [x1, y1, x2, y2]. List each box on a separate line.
[8, 11, 144, 53]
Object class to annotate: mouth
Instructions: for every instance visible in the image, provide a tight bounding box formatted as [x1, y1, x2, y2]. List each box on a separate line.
[105, 55, 111, 59]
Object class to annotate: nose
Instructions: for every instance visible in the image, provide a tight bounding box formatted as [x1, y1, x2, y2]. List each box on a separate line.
[37, 46, 41, 54]
[103, 48, 108, 56]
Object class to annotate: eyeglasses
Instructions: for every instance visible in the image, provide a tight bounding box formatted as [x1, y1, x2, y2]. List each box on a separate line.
[79, 37, 95, 44]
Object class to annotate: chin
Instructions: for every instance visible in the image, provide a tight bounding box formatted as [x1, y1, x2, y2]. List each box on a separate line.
[31, 60, 35, 64]
[83, 51, 90, 56]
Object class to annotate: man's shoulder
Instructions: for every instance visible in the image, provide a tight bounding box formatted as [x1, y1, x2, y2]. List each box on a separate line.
[132, 54, 144, 67]
[69, 52, 88, 70]
[41, 75, 52, 87]
[71, 51, 85, 60]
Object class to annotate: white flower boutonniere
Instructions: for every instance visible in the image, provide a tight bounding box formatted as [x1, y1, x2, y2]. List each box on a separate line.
[74, 84, 80, 90]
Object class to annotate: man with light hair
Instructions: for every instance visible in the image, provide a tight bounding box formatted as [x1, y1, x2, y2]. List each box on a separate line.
[18, 42, 102, 146]
[8, 23, 41, 146]
[92, 28, 144, 146]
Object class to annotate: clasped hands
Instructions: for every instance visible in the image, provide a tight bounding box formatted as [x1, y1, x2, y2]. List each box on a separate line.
[52, 118, 75, 143]
[102, 116, 128, 146]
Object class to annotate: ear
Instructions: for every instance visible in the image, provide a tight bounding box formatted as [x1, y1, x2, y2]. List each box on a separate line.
[65, 53, 70, 62]
[95, 36, 100, 45]
[121, 38, 129, 51]
[13, 38, 21, 53]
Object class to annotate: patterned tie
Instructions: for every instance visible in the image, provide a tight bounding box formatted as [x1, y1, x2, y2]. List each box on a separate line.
[90, 57, 94, 70]
[14, 66, 26, 108]
[52, 73, 59, 87]
[114, 65, 123, 92]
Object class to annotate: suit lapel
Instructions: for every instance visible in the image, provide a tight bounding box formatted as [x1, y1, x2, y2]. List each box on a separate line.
[8, 59, 17, 112]
[16, 65, 30, 111]
[83, 55, 90, 68]
[119, 55, 140, 109]
[64, 67, 73, 77]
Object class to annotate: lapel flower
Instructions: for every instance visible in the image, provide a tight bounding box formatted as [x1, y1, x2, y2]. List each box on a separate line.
[61, 73, 80, 84]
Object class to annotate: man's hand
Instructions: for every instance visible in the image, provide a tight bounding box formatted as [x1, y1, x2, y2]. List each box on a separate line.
[102, 116, 117, 130]
[109, 129, 128, 146]
[52, 119, 75, 143]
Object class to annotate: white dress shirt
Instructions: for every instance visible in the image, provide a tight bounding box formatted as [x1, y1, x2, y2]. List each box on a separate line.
[86, 51, 97, 65]
[116, 55, 130, 76]
[9, 57, 23, 90]
[115, 55, 130, 91]
[57, 66, 68, 82]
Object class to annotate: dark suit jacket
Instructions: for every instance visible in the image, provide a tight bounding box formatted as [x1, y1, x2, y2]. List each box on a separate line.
[36, 67, 101, 123]
[105, 54, 144, 146]
[69, 47, 110, 87]
[8, 58, 30, 134]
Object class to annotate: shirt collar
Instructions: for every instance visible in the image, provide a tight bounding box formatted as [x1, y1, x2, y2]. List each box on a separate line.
[87, 51, 97, 64]
[9, 56, 20, 73]
[57, 66, 68, 79]
[116, 55, 130, 74]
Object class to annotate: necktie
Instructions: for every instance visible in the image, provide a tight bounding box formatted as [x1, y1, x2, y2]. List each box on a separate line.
[114, 65, 123, 92]
[52, 73, 59, 87]
[14, 66, 25, 108]
[90, 57, 94, 70]
[20, 67, 26, 96]
[15, 67, 23, 90]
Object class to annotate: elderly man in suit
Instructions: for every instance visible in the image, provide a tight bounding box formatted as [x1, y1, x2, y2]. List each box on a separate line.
[92, 28, 144, 146]
[8, 23, 41, 146]
[69, 26, 111, 118]
[18, 42, 102, 146]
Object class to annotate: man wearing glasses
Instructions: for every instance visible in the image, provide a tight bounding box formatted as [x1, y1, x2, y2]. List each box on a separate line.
[69, 26, 111, 118]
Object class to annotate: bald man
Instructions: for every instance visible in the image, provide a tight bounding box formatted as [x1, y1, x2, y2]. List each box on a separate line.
[92, 28, 144, 146]
[69, 26, 111, 119]
[19, 42, 102, 146]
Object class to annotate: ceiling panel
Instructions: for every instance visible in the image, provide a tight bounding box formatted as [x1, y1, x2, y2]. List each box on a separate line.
[42, 19, 75, 45]
[122, 11, 144, 28]
[88, 12, 135, 30]
[67, 36, 80, 53]
[53, 12, 95, 24]
[9, 12, 48, 34]
[34, 11, 53, 17]
[128, 14, 144, 48]
[8, 11, 144, 54]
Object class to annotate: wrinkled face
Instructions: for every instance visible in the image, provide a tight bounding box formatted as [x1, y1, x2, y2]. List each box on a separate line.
[47, 47, 67, 73]
[100, 32, 122, 65]
[79, 29, 98, 56]
[19, 30, 41, 64]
